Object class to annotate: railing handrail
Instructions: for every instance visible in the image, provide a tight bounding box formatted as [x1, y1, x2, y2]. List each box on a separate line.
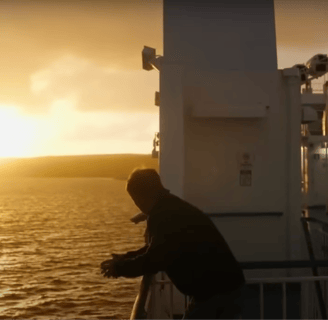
[247, 275, 328, 283]
[153, 275, 328, 285]
[302, 217, 328, 233]
[240, 259, 328, 269]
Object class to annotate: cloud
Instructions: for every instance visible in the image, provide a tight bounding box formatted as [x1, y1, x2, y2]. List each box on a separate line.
[0, 0, 162, 113]
[31, 55, 160, 113]
[29, 98, 160, 156]
[6, 96, 160, 157]
[56, 106, 159, 142]
[2, 0, 328, 115]
[66, 119, 157, 142]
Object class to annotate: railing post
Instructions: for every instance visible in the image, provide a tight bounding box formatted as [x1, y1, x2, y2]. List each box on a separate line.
[130, 274, 154, 320]
[260, 283, 264, 319]
[282, 282, 287, 320]
[130, 225, 153, 320]
[170, 283, 174, 319]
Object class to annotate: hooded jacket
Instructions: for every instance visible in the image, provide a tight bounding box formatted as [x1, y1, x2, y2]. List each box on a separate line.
[114, 192, 245, 300]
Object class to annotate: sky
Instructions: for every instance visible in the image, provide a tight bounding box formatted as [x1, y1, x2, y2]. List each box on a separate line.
[0, 0, 328, 158]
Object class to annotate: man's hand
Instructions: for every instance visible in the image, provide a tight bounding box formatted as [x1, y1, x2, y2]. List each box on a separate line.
[111, 253, 125, 260]
[100, 258, 119, 278]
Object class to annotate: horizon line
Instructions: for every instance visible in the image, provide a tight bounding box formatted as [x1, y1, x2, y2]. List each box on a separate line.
[0, 153, 154, 160]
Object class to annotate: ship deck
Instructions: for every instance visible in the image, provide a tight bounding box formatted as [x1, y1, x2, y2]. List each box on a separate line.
[131, 207, 328, 319]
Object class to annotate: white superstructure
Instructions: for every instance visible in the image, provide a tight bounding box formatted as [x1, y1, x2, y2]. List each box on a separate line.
[134, 0, 328, 318]
[159, 0, 304, 275]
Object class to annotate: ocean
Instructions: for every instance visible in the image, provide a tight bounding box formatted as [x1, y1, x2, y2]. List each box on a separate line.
[0, 177, 146, 319]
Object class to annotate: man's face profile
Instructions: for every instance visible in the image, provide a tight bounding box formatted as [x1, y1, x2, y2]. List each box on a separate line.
[128, 190, 149, 214]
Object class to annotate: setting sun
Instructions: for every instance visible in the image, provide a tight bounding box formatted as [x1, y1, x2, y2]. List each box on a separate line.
[0, 106, 37, 157]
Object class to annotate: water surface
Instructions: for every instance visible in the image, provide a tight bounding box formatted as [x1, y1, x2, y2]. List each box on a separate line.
[0, 178, 145, 319]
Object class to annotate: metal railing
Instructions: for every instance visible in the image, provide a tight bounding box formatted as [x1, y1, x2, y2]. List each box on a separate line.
[130, 217, 328, 319]
[145, 263, 328, 319]
[130, 260, 328, 319]
[302, 81, 328, 93]
[246, 275, 328, 320]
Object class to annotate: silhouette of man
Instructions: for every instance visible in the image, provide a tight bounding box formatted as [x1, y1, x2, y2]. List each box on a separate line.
[101, 168, 246, 319]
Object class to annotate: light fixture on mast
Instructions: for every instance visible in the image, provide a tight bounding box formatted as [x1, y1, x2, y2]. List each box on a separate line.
[305, 54, 328, 81]
[142, 46, 163, 72]
[293, 54, 328, 92]
[292, 64, 308, 85]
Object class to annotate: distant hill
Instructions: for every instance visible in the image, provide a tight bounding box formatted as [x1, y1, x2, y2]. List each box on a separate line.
[0, 154, 159, 180]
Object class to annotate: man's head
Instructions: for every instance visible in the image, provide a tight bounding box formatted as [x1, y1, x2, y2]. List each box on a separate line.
[126, 167, 169, 214]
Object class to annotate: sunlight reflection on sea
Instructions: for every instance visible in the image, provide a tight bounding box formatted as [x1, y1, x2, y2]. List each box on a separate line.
[0, 178, 145, 319]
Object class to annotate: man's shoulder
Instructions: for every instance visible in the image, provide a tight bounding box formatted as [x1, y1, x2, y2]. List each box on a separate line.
[168, 194, 205, 214]
[150, 194, 205, 222]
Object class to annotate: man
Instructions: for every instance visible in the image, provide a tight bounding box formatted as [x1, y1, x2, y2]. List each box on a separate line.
[101, 168, 246, 319]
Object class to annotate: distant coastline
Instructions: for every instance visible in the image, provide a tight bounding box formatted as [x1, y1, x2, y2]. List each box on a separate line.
[0, 154, 159, 180]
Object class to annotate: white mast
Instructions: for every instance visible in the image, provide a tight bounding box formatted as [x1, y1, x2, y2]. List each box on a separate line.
[159, 0, 305, 277]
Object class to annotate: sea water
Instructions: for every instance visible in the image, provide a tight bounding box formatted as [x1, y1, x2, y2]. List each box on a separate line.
[0, 177, 145, 319]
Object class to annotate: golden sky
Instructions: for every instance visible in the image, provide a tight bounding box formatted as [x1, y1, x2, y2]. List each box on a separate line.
[0, 0, 328, 157]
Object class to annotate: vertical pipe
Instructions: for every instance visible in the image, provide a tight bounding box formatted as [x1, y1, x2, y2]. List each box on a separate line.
[301, 145, 304, 194]
[305, 146, 309, 196]
[325, 143, 328, 212]
[283, 68, 303, 274]
[325, 84, 328, 213]
[301, 281, 308, 319]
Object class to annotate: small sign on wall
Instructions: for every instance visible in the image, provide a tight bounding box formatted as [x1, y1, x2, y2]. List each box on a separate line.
[240, 169, 252, 186]
[237, 151, 254, 187]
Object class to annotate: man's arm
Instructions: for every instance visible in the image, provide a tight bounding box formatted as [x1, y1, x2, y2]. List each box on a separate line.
[119, 245, 149, 259]
[113, 235, 171, 278]
[113, 212, 180, 278]
[114, 226, 149, 260]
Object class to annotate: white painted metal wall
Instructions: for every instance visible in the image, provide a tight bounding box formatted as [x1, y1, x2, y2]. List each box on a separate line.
[162, 0, 278, 71]
[160, 0, 307, 263]
[157, 0, 309, 317]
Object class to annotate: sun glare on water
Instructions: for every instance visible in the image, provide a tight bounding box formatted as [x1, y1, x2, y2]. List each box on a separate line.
[0, 106, 37, 157]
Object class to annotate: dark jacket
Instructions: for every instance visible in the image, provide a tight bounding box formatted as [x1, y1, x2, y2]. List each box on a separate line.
[114, 192, 245, 300]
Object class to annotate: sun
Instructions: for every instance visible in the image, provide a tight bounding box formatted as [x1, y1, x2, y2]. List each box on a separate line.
[0, 106, 37, 157]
